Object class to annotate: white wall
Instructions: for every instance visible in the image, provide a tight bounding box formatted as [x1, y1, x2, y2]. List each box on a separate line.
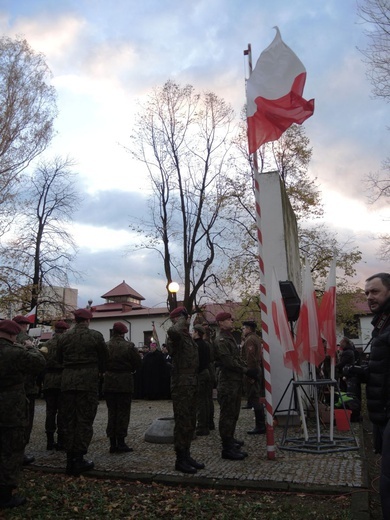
[90, 314, 170, 345]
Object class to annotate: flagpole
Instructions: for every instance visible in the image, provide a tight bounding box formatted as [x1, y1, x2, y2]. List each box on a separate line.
[244, 44, 275, 461]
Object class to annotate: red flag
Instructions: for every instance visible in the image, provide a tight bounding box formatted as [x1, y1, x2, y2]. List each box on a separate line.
[271, 269, 301, 374]
[294, 258, 324, 368]
[25, 306, 37, 324]
[318, 258, 337, 359]
[246, 27, 314, 154]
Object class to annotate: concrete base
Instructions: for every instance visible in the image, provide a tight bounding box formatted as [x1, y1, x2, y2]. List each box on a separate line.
[144, 417, 175, 444]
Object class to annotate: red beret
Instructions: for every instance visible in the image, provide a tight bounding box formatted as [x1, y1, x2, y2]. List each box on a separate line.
[169, 306, 188, 319]
[0, 319, 22, 335]
[73, 308, 93, 320]
[55, 320, 70, 330]
[12, 315, 31, 324]
[113, 322, 128, 334]
[215, 312, 232, 322]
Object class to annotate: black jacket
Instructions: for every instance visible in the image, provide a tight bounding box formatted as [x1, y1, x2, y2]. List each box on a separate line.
[366, 299, 390, 425]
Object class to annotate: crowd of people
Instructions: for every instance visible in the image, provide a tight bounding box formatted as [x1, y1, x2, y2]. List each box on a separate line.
[1, 271, 389, 518]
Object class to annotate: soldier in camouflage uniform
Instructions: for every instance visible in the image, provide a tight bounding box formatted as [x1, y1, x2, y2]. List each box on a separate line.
[241, 320, 266, 435]
[57, 308, 108, 476]
[202, 321, 216, 431]
[13, 315, 39, 466]
[40, 320, 70, 451]
[192, 325, 211, 436]
[214, 312, 253, 460]
[0, 320, 46, 509]
[167, 306, 204, 474]
[103, 322, 142, 454]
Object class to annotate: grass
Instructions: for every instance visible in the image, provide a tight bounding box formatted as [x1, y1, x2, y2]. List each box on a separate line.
[0, 470, 354, 520]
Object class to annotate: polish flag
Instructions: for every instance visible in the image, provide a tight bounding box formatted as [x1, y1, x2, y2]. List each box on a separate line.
[25, 306, 37, 324]
[246, 27, 314, 154]
[318, 258, 337, 359]
[271, 269, 301, 374]
[294, 258, 324, 368]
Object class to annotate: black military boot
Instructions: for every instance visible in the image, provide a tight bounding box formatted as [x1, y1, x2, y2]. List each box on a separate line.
[0, 486, 26, 509]
[247, 408, 266, 435]
[46, 432, 55, 450]
[175, 450, 197, 474]
[185, 449, 205, 470]
[71, 454, 94, 477]
[66, 452, 76, 475]
[23, 453, 35, 465]
[221, 440, 246, 460]
[116, 438, 133, 453]
[109, 437, 117, 453]
[56, 434, 65, 451]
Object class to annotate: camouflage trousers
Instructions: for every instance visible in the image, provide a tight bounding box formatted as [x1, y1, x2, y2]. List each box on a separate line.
[0, 427, 24, 487]
[105, 392, 132, 438]
[171, 384, 197, 452]
[197, 369, 211, 431]
[217, 380, 242, 443]
[44, 388, 65, 435]
[60, 390, 98, 454]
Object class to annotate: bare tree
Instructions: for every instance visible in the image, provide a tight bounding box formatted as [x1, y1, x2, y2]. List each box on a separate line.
[357, 0, 390, 257]
[0, 36, 57, 235]
[0, 157, 80, 322]
[128, 80, 236, 312]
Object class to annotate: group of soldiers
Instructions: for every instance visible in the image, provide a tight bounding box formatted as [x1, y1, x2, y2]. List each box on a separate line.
[167, 307, 265, 473]
[0, 305, 264, 508]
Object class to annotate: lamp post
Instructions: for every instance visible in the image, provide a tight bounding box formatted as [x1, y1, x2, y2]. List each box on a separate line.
[167, 281, 179, 312]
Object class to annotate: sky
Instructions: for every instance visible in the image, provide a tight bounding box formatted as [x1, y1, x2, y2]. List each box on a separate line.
[1, 0, 389, 308]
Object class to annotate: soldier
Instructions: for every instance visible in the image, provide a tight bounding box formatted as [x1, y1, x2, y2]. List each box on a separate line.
[214, 312, 255, 460]
[57, 308, 108, 477]
[241, 320, 266, 435]
[104, 322, 142, 454]
[167, 306, 204, 474]
[12, 315, 40, 466]
[40, 320, 70, 450]
[202, 321, 216, 431]
[192, 324, 211, 436]
[0, 320, 46, 509]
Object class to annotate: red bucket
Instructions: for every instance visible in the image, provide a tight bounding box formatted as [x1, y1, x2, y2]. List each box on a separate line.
[334, 409, 352, 431]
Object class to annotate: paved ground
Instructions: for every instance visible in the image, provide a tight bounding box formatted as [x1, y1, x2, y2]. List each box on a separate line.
[27, 397, 367, 494]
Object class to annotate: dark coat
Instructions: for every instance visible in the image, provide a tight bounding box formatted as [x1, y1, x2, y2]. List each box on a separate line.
[366, 299, 390, 425]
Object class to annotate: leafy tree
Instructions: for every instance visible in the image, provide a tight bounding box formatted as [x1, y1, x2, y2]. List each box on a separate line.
[0, 157, 80, 322]
[0, 36, 57, 236]
[127, 80, 236, 311]
[222, 123, 362, 301]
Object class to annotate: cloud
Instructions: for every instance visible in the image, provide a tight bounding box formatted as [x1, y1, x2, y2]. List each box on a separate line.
[74, 190, 149, 230]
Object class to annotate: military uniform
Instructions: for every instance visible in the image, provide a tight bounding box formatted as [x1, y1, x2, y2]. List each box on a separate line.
[0, 326, 46, 507]
[242, 329, 266, 434]
[57, 320, 108, 474]
[215, 328, 247, 452]
[167, 309, 202, 473]
[104, 333, 142, 452]
[41, 334, 65, 449]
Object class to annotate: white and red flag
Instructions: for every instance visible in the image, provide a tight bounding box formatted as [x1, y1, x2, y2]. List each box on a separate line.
[294, 258, 324, 368]
[246, 27, 314, 154]
[318, 257, 337, 359]
[25, 306, 37, 324]
[271, 269, 301, 374]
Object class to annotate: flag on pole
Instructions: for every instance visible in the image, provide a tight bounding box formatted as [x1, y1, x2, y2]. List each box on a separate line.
[246, 26, 315, 154]
[25, 306, 37, 324]
[151, 321, 160, 348]
[294, 258, 324, 368]
[318, 257, 337, 359]
[271, 269, 301, 374]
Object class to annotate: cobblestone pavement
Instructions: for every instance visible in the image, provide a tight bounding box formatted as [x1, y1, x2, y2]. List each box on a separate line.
[27, 398, 366, 491]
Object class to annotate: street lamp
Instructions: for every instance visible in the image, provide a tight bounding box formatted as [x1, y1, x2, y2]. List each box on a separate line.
[167, 281, 179, 311]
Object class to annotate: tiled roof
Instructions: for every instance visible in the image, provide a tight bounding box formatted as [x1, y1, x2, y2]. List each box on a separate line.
[101, 281, 145, 301]
[91, 306, 169, 320]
